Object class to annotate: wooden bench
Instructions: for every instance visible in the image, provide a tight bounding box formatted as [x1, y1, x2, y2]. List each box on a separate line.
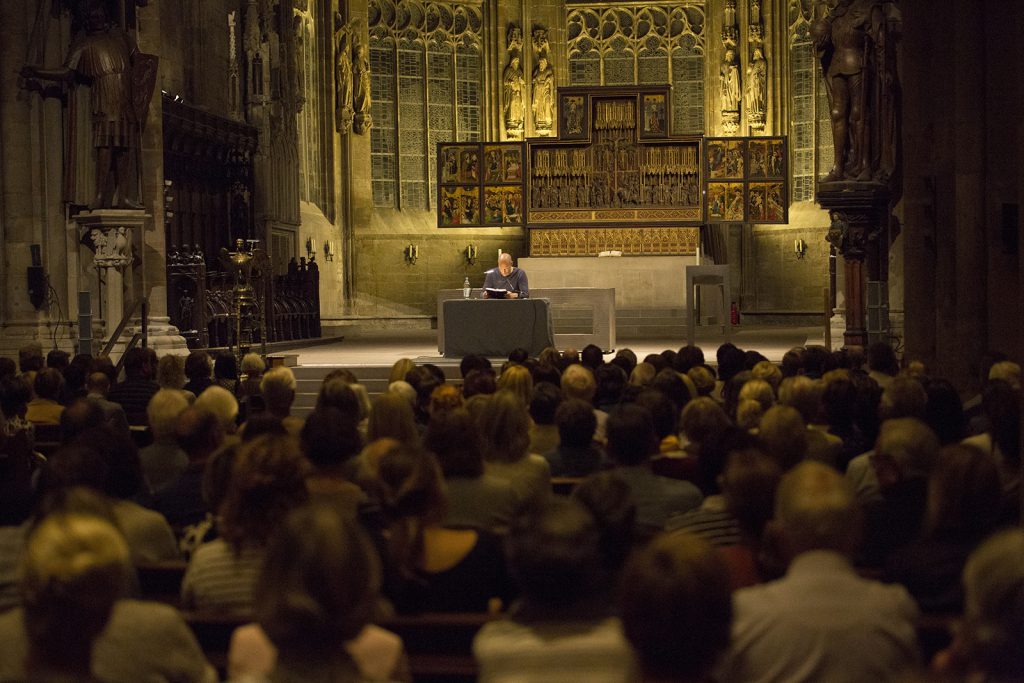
[135, 560, 187, 605]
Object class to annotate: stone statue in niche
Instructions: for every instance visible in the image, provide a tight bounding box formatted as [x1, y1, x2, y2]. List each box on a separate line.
[720, 47, 741, 132]
[532, 56, 555, 134]
[503, 55, 525, 139]
[352, 39, 372, 134]
[21, 0, 157, 209]
[746, 47, 767, 130]
[813, 0, 900, 183]
[334, 17, 354, 133]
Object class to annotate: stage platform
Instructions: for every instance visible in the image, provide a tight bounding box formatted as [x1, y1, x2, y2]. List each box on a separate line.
[284, 324, 825, 417]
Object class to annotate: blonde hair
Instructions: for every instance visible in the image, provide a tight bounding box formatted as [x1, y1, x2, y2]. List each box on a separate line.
[736, 399, 764, 431]
[261, 367, 297, 414]
[497, 364, 533, 407]
[20, 514, 132, 663]
[195, 385, 239, 432]
[147, 389, 190, 440]
[240, 352, 266, 377]
[739, 379, 775, 412]
[389, 358, 417, 385]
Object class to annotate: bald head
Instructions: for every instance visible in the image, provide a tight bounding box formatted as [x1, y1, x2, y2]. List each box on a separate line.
[498, 252, 513, 276]
[775, 461, 861, 556]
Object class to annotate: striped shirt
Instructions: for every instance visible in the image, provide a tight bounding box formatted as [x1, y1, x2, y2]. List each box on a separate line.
[181, 539, 262, 614]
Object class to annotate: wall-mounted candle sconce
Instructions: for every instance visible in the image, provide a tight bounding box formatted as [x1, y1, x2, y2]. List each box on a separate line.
[794, 238, 808, 259]
[465, 244, 477, 265]
[305, 237, 318, 260]
[404, 243, 419, 264]
[323, 240, 335, 262]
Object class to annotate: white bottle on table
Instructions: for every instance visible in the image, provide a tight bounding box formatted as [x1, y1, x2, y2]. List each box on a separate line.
[463, 276, 471, 299]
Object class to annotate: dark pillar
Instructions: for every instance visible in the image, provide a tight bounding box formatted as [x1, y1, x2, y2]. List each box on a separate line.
[819, 183, 890, 349]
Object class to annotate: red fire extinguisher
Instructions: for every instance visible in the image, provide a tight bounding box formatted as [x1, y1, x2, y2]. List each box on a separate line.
[730, 302, 739, 326]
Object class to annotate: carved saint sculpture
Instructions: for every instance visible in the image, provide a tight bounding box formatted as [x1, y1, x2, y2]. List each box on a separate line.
[22, 0, 157, 209]
[502, 56, 525, 139]
[532, 56, 554, 134]
[352, 41, 372, 134]
[720, 48, 741, 129]
[812, 0, 899, 183]
[334, 19, 354, 133]
[746, 47, 767, 130]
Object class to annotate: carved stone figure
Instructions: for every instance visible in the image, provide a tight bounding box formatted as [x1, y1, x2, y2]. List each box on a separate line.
[334, 19, 353, 133]
[352, 41, 372, 134]
[747, 47, 767, 130]
[502, 56, 525, 139]
[22, 0, 157, 209]
[720, 48, 741, 132]
[532, 56, 555, 134]
[91, 226, 133, 268]
[812, 0, 898, 183]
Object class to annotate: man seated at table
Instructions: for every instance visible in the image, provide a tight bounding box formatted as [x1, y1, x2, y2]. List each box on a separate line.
[483, 253, 529, 299]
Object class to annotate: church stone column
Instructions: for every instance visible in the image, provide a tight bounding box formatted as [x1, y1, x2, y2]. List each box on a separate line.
[133, 1, 186, 353]
[820, 185, 889, 349]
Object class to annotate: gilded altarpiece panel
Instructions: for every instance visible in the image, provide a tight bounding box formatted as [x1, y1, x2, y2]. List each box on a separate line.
[525, 86, 701, 256]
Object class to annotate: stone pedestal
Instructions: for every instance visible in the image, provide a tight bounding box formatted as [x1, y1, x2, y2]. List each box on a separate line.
[73, 209, 186, 354]
[817, 183, 890, 349]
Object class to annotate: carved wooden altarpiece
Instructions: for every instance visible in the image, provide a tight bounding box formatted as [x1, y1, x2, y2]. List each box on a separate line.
[527, 86, 701, 256]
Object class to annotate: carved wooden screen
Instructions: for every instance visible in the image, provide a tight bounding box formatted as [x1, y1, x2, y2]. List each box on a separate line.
[525, 86, 701, 257]
[566, 4, 706, 135]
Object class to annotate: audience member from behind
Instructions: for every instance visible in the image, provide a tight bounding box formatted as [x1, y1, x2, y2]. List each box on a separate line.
[497, 364, 533, 409]
[366, 391, 420, 447]
[258, 366, 303, 437]
[85, 371, 130, 437]
[476, 390, 552, 511]
[561, 364, 607, 442]
[935, 529, 1024, 681]
[424, 409, 516, 533]
[861, 417, 940, 567]
[25, 368, 65, 426]
[228, 503, 410, 683]
[606, 404, 701, 534]
[888, 443, 1002, 613]
[527, 382, 562, 457]
[845, 375, 929, 504]
[182, 351, 214, 397]
[156, 353, 194, 401]
[40, 432, 179, 564]
[962, 379, 1021, 521]
[620, 532, 732, 683]
[0, 512, 216, 683]
[108, 347, 160, 426]
[213, 352, 239, 394]
[867, 341, 899, 389]
[545, 398, 604, 477]
[194, 385, 239, 437]
[373, 443, 512, 614]
[138, 389, 191, 496]
[462, 369, 497, 399]
[154, 406, 226, 535]
[181, 434, 309, 614]
[717, 462, 919, 682]
[757, 405, 809, 472]
[474, 499, 638, 683]
[572, 472, 637, 580]
[301, 408, 365, 518]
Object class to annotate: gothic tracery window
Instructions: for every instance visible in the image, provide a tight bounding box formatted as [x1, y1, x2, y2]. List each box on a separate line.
[788, 0, 833, 202]
[295, 2, 334, 219]
[567, 4, 706, 135]
[369, 0, 483, 210]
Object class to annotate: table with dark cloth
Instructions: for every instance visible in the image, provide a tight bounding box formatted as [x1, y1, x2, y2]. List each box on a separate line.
[441, 299, 554, 358]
